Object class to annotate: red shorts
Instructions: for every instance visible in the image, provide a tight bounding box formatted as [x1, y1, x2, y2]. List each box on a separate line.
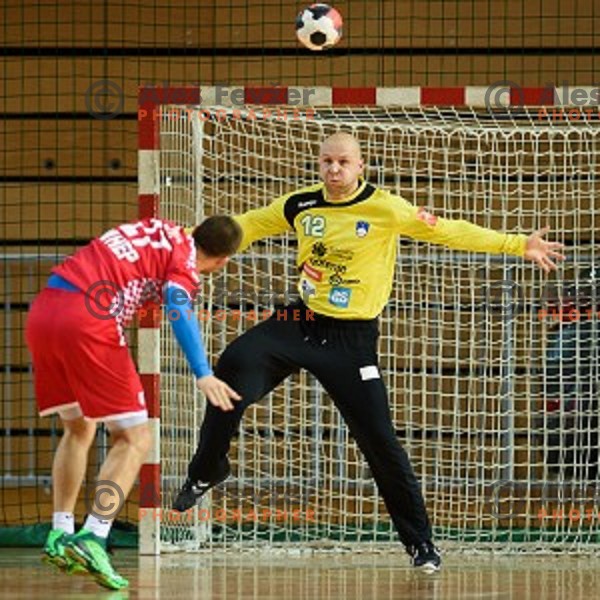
[25, 288, 146, 421]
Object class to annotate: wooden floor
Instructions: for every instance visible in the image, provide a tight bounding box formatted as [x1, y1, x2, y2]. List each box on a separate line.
[0, 548, 598, 599]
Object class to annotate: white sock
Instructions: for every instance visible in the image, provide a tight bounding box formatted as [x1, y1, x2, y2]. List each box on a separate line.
[53, 512, 75, 534]
[84, 515, 113, 539]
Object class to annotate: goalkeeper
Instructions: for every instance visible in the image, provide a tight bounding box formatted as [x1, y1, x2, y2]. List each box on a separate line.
[174, 132, 564, 572]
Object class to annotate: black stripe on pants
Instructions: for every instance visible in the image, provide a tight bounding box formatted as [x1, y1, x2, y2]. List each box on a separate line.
[187, 303, 432, 549]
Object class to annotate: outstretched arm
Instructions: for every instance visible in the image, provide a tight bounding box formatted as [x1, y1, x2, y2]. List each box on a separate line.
[234, 194, 293, 252]
[392, 195, 565, 271]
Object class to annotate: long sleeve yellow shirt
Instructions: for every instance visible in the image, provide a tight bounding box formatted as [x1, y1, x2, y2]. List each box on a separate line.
[234, 180, 527, 319]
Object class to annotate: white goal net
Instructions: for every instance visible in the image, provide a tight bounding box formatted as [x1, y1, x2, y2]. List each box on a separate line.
[153, 104, 599, 553]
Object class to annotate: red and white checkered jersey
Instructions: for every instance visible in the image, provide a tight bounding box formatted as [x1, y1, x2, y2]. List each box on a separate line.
[52, 218, 199, 334]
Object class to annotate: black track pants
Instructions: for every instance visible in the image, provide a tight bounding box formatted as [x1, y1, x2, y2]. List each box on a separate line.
[187, 303, 432, 548]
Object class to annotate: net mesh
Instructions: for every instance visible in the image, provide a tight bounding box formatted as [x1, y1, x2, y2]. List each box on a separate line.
[157, 105, 599, 552]
[157, 114, 208, 549]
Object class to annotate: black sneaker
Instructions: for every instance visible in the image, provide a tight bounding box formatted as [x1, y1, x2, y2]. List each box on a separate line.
[410, 541, 441, 573]
[172, 472, 230, 512]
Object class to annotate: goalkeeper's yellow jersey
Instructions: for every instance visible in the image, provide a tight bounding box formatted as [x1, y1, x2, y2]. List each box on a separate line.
[234, 179, 527, 320]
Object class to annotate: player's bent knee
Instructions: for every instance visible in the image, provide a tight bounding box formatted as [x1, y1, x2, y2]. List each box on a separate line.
[62, 414, 96, 441]
[108, 419, 152, 458]
[58, 404, 84, 421]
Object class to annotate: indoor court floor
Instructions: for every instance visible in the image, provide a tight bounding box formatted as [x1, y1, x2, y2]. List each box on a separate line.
[0, 548, 597, 599]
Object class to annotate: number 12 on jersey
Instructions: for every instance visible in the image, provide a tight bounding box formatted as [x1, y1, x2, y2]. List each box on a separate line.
[300, 214, 326, 237]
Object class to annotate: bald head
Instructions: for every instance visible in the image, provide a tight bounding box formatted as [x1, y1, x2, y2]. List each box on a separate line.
[318, 132, 365, 200]
[319, 132, 362, 159]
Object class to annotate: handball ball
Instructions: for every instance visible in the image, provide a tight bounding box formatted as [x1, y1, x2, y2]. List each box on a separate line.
[296, 4, 343, 51]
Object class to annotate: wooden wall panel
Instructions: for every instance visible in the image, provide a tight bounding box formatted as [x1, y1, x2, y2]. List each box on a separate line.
[1, 0, 214, 48]
[0, 120, 138, 177]
[0, 373, 38, 434]
[0, 184, 137, 241]
[2, 0, 595, 49]
[0, 57, 217, 114]
[0, 309, 29, 367]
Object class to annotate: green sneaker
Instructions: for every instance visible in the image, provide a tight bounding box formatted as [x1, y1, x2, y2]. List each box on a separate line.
[42, 529, 87, 574]
[64, 529, 129, 590]
[42, 528, 70, 570]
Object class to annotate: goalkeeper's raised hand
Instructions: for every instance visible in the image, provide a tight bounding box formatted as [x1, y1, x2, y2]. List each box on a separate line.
[524, 226, 565, 273]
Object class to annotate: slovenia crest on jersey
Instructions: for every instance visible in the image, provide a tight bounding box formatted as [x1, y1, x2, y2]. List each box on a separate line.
[355, 220, 370, 238]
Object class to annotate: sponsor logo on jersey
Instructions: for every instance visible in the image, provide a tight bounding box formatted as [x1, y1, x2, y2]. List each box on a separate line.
[355, 221, 370, 238]
[416, 207, 438, 227]
[311, 258, 347, 273]
[329, 247, 354, 261]
[311, 242, 353, 262]
[311, 241, 327, 257]
[328, 273, 360, 286]
[328, 286, 352, 308]
[298, 200, 318, 209]
[303, 262, 323, 282]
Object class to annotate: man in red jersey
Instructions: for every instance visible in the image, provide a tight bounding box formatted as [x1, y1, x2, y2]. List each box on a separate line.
[26, 216, 241, 590]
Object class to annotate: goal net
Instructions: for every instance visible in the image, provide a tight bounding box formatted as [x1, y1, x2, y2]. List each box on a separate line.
[153, 102, 599, 553]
